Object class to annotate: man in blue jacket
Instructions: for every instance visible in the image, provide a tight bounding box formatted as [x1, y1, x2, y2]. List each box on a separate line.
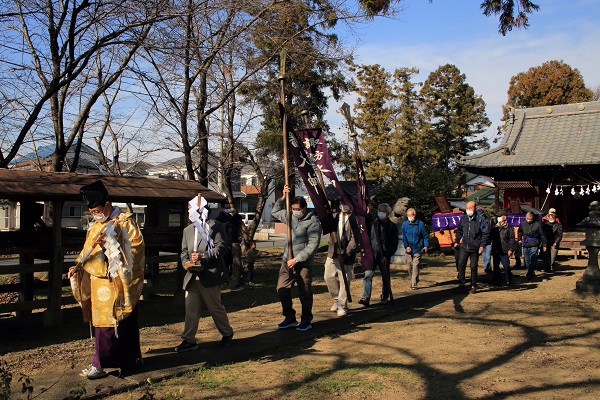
[454, 201, 489, 294]
[401, 208, 428, 290]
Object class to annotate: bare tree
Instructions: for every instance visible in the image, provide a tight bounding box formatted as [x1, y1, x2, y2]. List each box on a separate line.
[0, 0, 170, 170]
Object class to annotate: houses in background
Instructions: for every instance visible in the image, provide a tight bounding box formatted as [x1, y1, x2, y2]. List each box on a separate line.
[2, 148, 274, 231]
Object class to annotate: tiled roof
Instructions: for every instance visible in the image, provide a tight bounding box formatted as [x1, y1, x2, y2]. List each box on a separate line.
[465, 187, 495, 202]
[458, 101, 600, 170]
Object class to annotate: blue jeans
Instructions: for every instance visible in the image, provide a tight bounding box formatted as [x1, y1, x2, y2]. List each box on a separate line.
[492, 253, 511, 284]
[361, 258, 391, 300]
[523, 247, 538, 276]
[483, 244, 492, 271]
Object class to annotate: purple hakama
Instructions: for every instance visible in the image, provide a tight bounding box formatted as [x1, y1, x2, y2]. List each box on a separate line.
[91, 305, 142, 370]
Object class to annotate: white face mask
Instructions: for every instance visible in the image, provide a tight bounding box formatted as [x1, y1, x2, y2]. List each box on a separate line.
[292, 210, 303, 218]
[408, 216, 415, 223]
[466, 210, 474, 217]
[377, 212, 388, 220]
[93, 213, 107, 222]
[224, 208, 231, 213]
[339, 205, 350, 213]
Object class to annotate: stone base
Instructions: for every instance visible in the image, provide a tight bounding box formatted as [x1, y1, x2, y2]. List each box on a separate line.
[575, 278, 600, 294]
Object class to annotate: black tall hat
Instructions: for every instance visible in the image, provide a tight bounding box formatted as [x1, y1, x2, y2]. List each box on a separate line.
[80, 180, 109, 209]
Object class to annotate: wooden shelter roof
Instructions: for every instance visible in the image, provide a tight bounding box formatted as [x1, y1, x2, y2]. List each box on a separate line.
[0, 169, 224, 204]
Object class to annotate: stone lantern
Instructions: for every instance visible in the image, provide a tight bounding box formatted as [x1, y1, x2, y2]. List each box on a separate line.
[575, 201, 600, 293]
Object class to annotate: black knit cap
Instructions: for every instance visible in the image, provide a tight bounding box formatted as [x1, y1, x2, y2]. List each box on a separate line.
[80, 180, 109, 209]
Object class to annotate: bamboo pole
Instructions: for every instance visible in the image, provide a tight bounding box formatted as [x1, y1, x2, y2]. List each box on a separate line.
[279, 50, 294, 263]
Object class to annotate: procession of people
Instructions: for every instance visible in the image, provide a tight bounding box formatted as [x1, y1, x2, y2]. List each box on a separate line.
[68, 179, 561, 380]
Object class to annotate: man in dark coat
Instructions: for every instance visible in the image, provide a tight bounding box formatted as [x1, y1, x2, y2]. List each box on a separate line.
[359, 203, 398, 305]
[490, 210, 515, 285]
[542, 211, 562, 272]
[454, 201, 489, 294]
[518, 211, 547, 280]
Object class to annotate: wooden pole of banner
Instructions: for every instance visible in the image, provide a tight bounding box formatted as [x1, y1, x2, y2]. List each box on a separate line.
[279, 51, 294, 263]
[294, 80, 352, 302]
[340, 103, 394, 305]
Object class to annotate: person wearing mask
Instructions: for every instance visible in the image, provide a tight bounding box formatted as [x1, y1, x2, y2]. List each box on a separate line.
[401, 208, 429, 290]
[324, 202, 359, 317]
[542, 211, 562, 273]
[482, 209, 496, 274]
[489, 210, 515, 285]
[518, 211, 547, 280]
[359, 203, 398, 306]
[272, 185, 322, 331]
[69, 180, 145, 379]
[454, 201, 489, 294]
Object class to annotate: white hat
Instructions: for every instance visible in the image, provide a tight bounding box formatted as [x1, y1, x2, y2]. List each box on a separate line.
[548, 208, 556, 214]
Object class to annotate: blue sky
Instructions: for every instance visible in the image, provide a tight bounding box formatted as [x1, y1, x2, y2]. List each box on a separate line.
[328, 0, 600, 145]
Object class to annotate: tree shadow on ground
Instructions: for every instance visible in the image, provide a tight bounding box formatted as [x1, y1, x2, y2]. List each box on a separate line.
[187, 292, 600, 400]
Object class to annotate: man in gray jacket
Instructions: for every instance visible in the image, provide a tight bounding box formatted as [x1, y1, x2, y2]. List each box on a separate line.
[175, 205, 234, 352]
[272, 185, 322, 332]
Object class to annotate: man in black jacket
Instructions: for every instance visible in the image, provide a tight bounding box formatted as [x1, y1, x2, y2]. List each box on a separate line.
[518, 211, 547, 280]
[359, 203, 398, 305]
[542, 211, 563, 272]
[490, 210, 515, 285]
[454, 201, 489, 294]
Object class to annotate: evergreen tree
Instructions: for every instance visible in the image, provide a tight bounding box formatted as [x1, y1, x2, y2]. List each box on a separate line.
[419, 64, 490, 174]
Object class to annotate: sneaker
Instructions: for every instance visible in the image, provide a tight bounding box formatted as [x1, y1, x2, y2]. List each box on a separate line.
[330, 301, 339, 312]
[469, 286, 477, 294]
[277, 319, 298, 329]
[358, 298, 370, 306]
[411, 286, 417, 290]
[81, 366, 107, 380]
[296, 322, 312, 331]
[174, 340, 198, 352]
[219, 333, 233, 348]
[336, 308, 347, 317]
[379, 294, 388, 304]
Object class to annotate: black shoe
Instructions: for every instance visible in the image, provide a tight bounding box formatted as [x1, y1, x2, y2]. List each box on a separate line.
[358, 298, 370, 306]
[175, 340, 198, 352]
[219, 333, 233, 348]
[526, 272, 535, 281]
[379, 294, 389, 304]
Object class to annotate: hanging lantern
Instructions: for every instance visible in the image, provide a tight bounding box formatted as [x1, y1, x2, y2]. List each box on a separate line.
[571, 187, 576, 196]
[586, 185, 591, 195]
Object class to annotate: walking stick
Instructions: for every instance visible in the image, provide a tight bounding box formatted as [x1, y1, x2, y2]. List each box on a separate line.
[293, 79, 352, 303]
[279, 51, 294, 275]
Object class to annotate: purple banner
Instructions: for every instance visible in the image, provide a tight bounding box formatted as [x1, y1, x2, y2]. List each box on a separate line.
[353, 145, 374, 271]
[296, 128, 374, 271]
[286, 128, 337, 234]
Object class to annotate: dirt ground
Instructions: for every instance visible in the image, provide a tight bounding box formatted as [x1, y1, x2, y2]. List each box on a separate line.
[2, 250, 600, 399]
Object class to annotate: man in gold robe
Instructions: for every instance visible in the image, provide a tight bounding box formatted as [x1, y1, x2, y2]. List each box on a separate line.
[69, 180, 145, 379]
